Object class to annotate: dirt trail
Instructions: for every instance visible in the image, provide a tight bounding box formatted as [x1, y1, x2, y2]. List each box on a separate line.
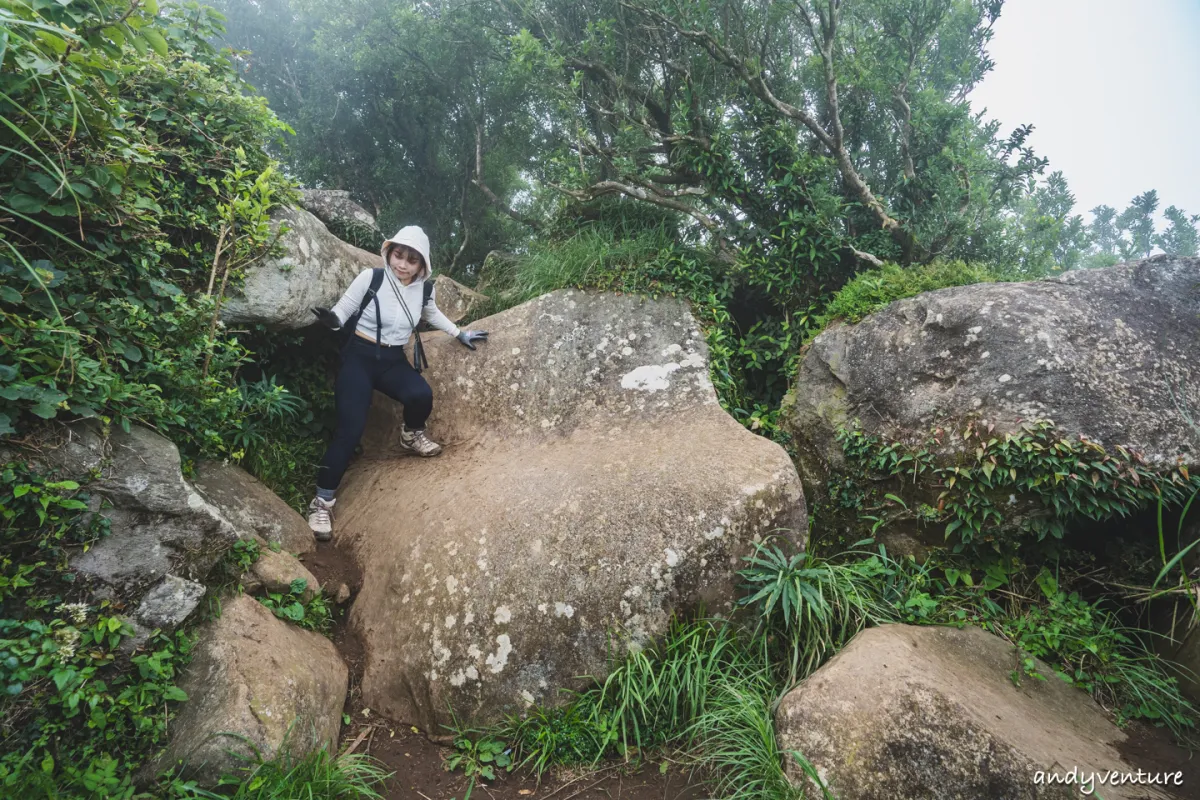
[302, 541, 706, 800]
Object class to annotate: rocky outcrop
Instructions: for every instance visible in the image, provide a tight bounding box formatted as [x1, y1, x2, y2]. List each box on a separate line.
[298, 189, 379, 234]
[337, 290, 805, 732]
[43, 423, 238, 596]
[143, 595, 347, 786]
[193, 461, 314, 555]
[784, 256, 1200, 543]
[776, 624, 1174, 800]
[221, 206, 377, 329]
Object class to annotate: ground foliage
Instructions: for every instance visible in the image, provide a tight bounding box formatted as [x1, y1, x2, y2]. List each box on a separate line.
[0, 461, 195, 797]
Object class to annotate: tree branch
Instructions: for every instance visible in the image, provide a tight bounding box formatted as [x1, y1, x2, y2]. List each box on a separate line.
[624, 1, 917, 261]
[471, 123, 542, 231]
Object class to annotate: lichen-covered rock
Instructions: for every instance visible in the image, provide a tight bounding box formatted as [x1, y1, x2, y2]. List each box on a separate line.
[787, 257, 1200, 491]
[776, 624, 1173, 800]
[245, 548, 320, 602]
[193, 461, 314, 555]
[43, 423, 237, 596]
[141, 595, 347, 786]
[338, 290, 805, 732]
[221, 206, 376, 329]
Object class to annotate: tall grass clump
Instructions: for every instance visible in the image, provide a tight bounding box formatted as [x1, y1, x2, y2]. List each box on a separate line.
[738, 542, 896, 684]
[806, 260, 1001, 337]
[474, 226, 678, 315]
[166, 745, 391, 800]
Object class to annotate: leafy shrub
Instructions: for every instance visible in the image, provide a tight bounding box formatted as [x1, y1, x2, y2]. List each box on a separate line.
[0, 0, 294, 457]
[257, 580, 332, 635]
[0, 462, 194, 797]
[834, 421, 1200, 549]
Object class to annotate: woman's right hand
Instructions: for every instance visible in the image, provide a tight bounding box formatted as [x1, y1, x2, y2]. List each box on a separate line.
[311, 307, 341, 329]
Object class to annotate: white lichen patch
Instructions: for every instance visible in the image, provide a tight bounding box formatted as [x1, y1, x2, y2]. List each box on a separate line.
[494, 605, 512, 624]
[444, 576, 459, 594]
[467, 644, 482, 659]
[664, 548, 681, 568]
[554, 602, 575, 619]
[621, 363, 681, 392]
[661, 343, 682, 356]
[486, 634, 513, 673]
[520, 690, 536, 705]
[445, 615, 456, 629]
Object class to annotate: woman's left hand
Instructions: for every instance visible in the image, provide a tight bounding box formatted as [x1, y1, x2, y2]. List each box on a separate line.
[456, 330, 489, 350]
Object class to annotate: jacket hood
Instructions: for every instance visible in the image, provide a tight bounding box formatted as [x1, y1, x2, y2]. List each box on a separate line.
[381, 225, 432, 279]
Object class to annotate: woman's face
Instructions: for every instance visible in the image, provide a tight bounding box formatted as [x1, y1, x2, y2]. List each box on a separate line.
[387, 245, 424, 283]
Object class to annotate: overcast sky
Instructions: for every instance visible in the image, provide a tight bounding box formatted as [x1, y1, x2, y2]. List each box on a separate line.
[969, 0, 1200, 221]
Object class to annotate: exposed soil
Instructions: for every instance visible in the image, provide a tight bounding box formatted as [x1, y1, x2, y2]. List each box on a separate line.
[1114, 721, 1198, 800]
[300, 541, 706, 800]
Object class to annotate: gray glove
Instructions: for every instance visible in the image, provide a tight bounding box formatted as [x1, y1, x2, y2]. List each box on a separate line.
[311, 307, 340, 329]
[456, 330, 489, 350]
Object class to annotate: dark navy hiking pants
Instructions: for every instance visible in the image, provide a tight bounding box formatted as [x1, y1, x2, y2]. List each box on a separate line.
[316, 335, 433, 491]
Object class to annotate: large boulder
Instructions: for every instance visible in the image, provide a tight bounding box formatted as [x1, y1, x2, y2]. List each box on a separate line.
[776, 624, 1175, 800]
[142, 594, 347, 786]
[221, 206, 376, 329]
[785, 256, 1200, 541]
[222, 204, 486, 329]
[337, 290, 805, 732]
[431, 274, 488, 324]
[42, 423, 238, 596]
[193, 461, 314, 555]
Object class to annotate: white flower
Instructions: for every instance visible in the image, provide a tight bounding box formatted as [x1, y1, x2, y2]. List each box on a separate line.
[55, 602, 89, 625]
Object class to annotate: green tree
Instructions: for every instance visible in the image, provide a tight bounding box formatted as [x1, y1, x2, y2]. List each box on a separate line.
[211, 0, 542, 276]
[1115, 189, 1159, 260]
[1155, 205, 1199, 257]
[500, 0, 1045, 269]
[1007, 171, 1089, 273]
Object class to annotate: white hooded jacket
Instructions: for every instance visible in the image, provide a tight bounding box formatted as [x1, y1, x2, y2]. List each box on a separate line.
[329, 226, 461, 346]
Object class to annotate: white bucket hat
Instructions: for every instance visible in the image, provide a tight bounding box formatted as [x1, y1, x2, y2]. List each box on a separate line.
[381, 225, 432, 278]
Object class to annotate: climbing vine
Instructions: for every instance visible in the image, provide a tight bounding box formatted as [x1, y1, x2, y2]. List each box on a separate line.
[832, 420, 1199, 551]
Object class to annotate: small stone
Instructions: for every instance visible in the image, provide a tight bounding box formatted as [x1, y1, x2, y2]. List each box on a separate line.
[335, 583, 351, 604]
[135, 575, 206, 631]
[249, 549, 319, 601]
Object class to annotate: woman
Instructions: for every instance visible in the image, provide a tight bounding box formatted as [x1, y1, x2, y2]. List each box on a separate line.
[306, 225, 488, 539]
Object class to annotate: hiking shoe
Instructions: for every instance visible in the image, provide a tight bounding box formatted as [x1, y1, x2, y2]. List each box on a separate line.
[399, 425, 443, 457]
[308, 497, 335, 541]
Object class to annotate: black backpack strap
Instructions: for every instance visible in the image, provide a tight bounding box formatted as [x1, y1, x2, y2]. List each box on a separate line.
[340, 268, 384, 357]
[408, 279, 434, 373]
[369, 268, 383, 358]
